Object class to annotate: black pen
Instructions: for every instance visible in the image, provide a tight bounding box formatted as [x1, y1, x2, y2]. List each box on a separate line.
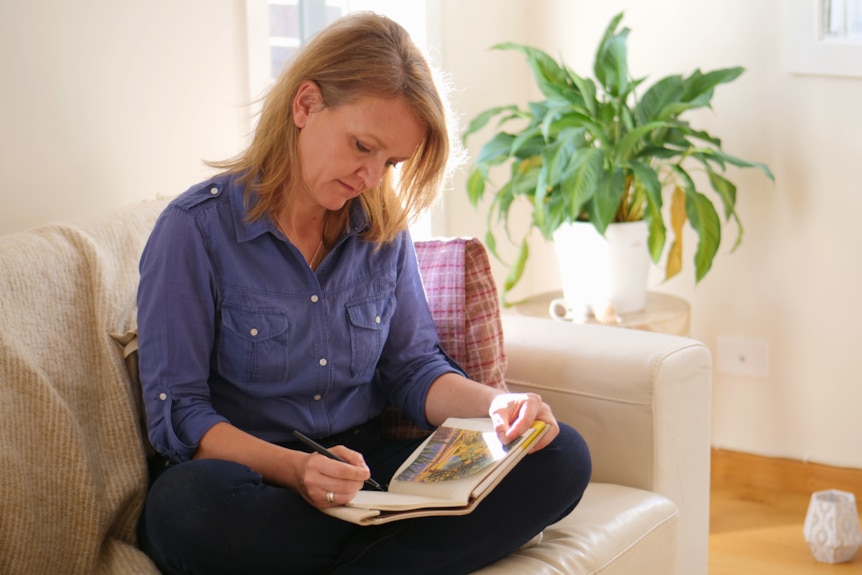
[292, 430, 386, 491]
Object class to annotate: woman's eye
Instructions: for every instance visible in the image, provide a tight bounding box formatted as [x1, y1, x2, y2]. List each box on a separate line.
[355, 140, 371, 153]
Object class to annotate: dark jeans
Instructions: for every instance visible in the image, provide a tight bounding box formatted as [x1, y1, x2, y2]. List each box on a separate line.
[138, 422, 591, 575]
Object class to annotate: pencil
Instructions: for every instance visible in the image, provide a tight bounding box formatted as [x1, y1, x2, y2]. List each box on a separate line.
[291, 430, 386, 491]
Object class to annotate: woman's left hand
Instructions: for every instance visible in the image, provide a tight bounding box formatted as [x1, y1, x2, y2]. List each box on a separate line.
[489, 392, 559, 453]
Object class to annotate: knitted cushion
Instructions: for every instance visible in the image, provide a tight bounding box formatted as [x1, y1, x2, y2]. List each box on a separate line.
[381, 237, 508, 439]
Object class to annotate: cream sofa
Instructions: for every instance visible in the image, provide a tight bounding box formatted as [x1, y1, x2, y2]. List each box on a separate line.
[0, 198, 711, 574]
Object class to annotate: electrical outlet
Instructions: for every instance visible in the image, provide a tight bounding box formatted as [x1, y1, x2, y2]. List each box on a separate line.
[715, 336, 771, 378]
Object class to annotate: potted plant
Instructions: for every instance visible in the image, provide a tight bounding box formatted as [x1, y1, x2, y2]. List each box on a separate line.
[463, 12, 773, 309]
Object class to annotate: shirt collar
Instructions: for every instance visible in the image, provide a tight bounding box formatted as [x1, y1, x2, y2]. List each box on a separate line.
[228, 180, 271, 243]
[228, 179, 370, 243]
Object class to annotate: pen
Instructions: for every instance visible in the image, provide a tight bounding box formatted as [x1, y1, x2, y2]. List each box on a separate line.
[292, 430, 386, 491]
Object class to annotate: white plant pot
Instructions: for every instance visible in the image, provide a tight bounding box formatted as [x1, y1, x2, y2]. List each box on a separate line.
[803, 489, 862, 564]
[551, 220, 650, 318]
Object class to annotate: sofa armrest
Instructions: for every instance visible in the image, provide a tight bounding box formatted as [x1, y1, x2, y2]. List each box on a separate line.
[500, 314, 711, 575]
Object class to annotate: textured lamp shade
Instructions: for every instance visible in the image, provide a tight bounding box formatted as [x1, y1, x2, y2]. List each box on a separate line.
[803, 489, 862, 564]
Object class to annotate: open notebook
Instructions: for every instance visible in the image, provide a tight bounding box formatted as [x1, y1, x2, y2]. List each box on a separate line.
[322, 417, 548, 525]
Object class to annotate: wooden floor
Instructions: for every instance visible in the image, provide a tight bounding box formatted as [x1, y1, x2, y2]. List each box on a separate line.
[709, 450, 862, 574]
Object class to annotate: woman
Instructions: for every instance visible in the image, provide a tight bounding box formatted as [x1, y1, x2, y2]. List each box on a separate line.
[137, 12, 590, 575]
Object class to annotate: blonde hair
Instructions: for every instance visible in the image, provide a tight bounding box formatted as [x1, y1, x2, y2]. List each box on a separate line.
[210, 12, 459, 245]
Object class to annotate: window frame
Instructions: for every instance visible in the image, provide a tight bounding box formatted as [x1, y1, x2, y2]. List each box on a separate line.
[784, 0, 862, 77]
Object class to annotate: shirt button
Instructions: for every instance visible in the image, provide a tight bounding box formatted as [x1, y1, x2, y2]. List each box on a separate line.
[210, 186, 219, 195]
[319, 358, 327, 366]
[249, 328, 259, 336]
[159, 393, 167, 401]
[375, 315, 381, 324]
[313, 394, 322, 401]
[310, 295, 319, 303]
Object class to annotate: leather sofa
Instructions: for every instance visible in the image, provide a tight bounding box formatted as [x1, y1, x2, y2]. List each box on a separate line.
[0, 198, 711, 574]
[478, 314, 711, 574]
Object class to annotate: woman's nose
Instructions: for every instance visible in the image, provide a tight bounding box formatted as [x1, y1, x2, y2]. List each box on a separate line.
[358, 160, 385, 190]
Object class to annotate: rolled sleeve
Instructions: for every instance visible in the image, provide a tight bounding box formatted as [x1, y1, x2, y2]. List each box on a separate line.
[138, 204, 226, 461]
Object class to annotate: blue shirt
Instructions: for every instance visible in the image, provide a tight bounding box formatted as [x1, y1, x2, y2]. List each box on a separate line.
[137, 173, 463, 462]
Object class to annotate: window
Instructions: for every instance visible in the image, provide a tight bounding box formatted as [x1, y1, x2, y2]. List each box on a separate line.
[784, 0, 862, 77]
[247, 0, 431, 98]
[821, 0, 862, 40]
[267, 1, 345, 79]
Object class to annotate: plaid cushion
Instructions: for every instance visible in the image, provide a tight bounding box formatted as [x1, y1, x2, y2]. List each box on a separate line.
[381, 237, 508, 439]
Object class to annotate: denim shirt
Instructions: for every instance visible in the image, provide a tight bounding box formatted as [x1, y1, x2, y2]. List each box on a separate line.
[137, 173, 463, 462]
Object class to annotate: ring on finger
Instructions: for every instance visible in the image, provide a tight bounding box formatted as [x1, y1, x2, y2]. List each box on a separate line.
[326, 491, 335, 504]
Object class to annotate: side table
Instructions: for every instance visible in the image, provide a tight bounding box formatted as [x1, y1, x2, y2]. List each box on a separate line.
[509, 290, 691, 336]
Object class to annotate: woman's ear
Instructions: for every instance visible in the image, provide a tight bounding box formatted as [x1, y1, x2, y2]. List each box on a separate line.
[293, 81, 324, 128]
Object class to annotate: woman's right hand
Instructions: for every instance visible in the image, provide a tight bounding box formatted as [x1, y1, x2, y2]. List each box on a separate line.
[293, 445, 371, 508]
[194, 422, 370, 508]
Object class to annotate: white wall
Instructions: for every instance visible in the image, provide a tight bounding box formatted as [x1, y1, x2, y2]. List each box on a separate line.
[442, 0, 862, 470]
[0, 0, 249, 233]
[3, 0, 859, 470]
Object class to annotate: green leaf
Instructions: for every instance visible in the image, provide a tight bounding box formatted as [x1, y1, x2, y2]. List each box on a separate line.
[679, 126, 722, 147]
[636, 145, 684, 162]
[564, 67, 598, 116]
[462, 105, 520, 143]
[541, 139, 571, 188]
[554, 110, 611, 149]
[628, 160, 662, 210]
[488, 182, 510, 224]
[511, 133, 549, 160]
[700, 148, 775, 181]
[484, 228, 502, 263]
[706, 170, 737, 221]
[543, 193, 568, 233]
[671, 164, 720, 282]
[682, 67, 745, 103]
[511, 163, 541, 197]
[493, 43, 574, 103]
[628, 160, 665, 260]
[685, 189, 721, 283]
[595, 28, 629, 97]
[645, 202, 667, 264]
[466, 167, 486, 206]
[476, 132, 515, 166]
[636, 75, 684, 124]
[669, 164, 697, 194]
[560, 147, 604, 221]
[588, 168, 626, 233]
[599, 13, 625, 44]
[593, 12, 628, 95]
[502, 238, 530, 300]
[533, 164, 552, 231]
[614, 121, 671, 163]
[708, 170, 744, 252]
[510, 126, 544, 156]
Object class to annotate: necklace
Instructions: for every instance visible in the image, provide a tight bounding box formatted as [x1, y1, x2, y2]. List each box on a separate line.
[308, 240, 325, 270]
[275, 218, 326, 270]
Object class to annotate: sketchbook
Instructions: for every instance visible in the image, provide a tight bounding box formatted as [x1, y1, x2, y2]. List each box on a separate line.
[322, 417, 548, 525]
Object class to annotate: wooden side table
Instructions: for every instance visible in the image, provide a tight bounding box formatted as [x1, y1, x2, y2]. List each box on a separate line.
[509, 290, 691, 336]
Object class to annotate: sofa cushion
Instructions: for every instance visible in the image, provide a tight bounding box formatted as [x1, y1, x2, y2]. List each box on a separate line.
[471, 483, 679, 575]
[381, 237, 508, 439]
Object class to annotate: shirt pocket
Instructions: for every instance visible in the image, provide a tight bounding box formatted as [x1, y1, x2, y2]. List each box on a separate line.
[217, 305, 289, 384]
[346, 295, 396, 377]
